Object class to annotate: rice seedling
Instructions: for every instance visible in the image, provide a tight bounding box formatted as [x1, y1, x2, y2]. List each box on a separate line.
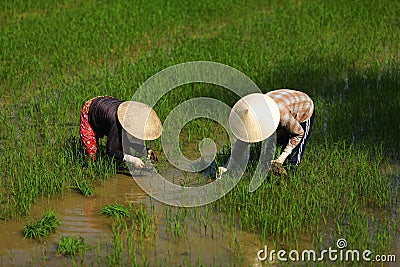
[73, 178, 94, 197]
[57, 236, 92, 256]
[100, 204, 131, 218]
[23, 210, 60, 239]
[128, 203, 155, 239]
[213, 140, 397, 255]
[106, 221, 125, 266]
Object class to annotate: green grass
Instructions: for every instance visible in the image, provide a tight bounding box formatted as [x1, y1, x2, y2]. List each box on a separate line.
[73, 179, 94, 197]
[0, 0, 399, 265]
[216, 142, 396, 243]
[57, 236, 92, 256]
[102, 202, 155, 266]
[23, 210, 60, 239]
[100, 204, 132, 218]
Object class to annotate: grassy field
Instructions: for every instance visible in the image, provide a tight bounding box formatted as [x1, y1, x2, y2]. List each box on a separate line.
[1, 0, 399, 265]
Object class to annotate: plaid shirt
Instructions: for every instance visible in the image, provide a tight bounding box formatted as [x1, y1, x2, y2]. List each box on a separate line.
[266, 89, 314, 152]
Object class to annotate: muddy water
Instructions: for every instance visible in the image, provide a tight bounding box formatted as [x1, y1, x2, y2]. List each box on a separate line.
[0, 173, 267, 267]
[0, 171, 398, 266]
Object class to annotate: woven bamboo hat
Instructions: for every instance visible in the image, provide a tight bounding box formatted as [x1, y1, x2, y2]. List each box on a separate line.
[117, 101, 162, 140]
[229, 93, 280, 143]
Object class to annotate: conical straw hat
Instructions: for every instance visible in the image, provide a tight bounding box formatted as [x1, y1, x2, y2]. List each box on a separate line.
[117, 101, 162, 141]
[229, 93, 280, 143]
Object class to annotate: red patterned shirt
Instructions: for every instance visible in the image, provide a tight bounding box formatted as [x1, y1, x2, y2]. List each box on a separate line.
[266, 89, 314, 152]
[79, 96, 146, 161]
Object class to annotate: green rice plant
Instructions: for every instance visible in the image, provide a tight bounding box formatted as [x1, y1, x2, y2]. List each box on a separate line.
[0, 0, 399, 264]
[165, 206, 189, 239]
[129, 203, 155, 238]
[23, 210, 60, 239]
[214, 140, 398, 252]
[107, 218, 128, 266]
[57, 236, 92, 256]
[100, 204, 131, 218]
[1, 0, 398, 222]
[73, 179, 94, 197]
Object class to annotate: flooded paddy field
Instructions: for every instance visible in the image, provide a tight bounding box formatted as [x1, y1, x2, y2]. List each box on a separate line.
[1, 0, 400, 266]
[0, 168, 398, 266]
[0, 174, 264, 266]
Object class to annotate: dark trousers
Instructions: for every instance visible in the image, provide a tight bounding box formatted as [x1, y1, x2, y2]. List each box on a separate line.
[229, 110, 315, 169]
[277, 110, 315, 166]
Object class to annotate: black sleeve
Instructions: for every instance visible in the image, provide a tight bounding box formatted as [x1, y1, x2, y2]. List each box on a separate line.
[231, 139, 250, 162]
[121, 130, 147, 158]
[106, 123, 124, 161]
